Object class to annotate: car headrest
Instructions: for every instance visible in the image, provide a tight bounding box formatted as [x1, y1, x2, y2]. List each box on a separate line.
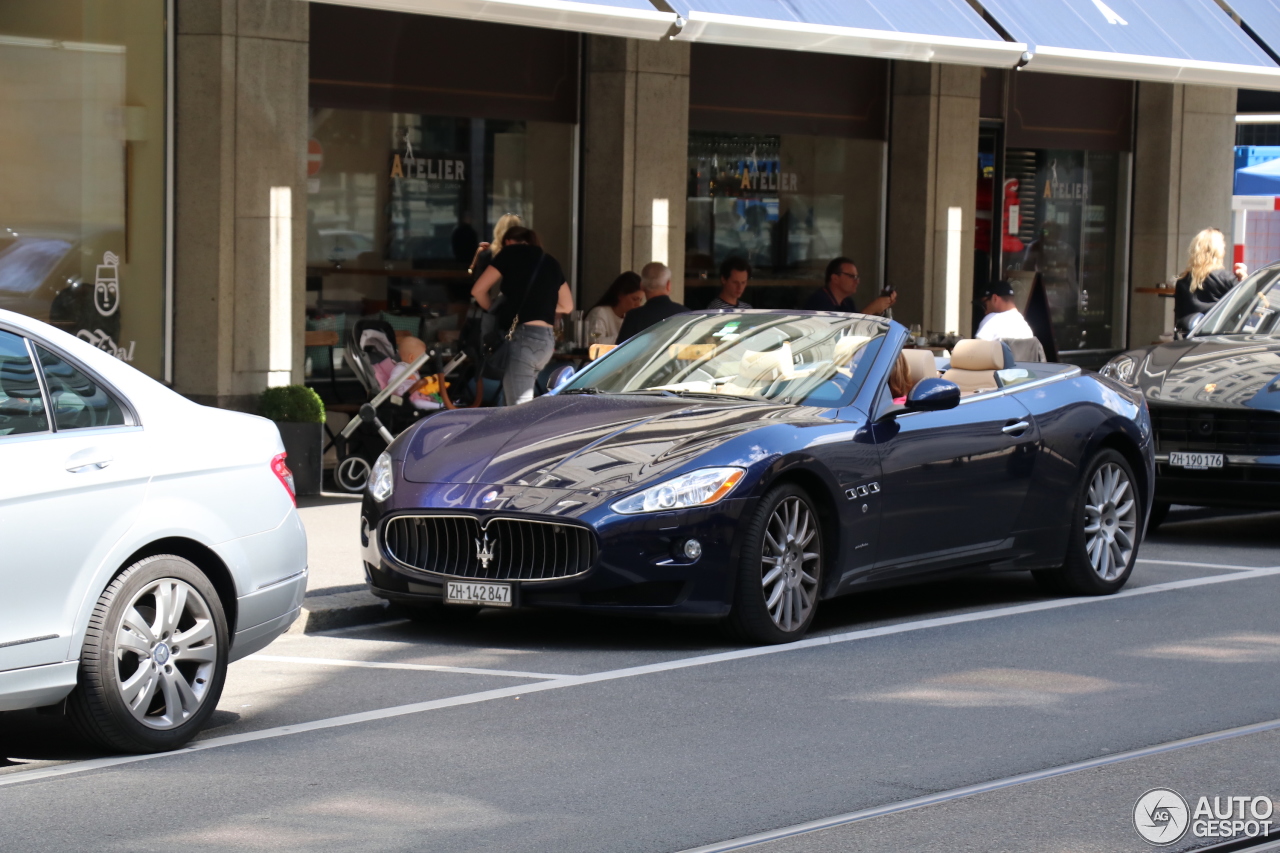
[950, 339, 1004, 371]
[738, 343, 794, 384]
[900, 349, 937, 387]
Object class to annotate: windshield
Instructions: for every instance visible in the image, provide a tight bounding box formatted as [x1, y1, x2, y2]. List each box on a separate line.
[1196, 266, 1280, 336]
[561, 312, 888, 406]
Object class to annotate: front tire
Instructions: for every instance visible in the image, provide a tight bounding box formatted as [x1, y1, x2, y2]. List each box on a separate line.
[727, 484, 824, 644]
[1033, 449, 1140, 595]
[68, 555, 229, 753]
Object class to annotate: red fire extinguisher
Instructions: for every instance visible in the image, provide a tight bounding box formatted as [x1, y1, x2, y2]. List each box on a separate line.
[1002, 179, 1025, 254]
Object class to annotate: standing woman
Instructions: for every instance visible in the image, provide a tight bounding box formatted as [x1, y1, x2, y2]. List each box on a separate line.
[471, 226, 573, 405]
[1175, 228, 1247, 332]
[468, 213, 523, 284]
[585, 271, 644, 346]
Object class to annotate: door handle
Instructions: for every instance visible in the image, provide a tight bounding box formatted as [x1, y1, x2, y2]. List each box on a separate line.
[66, 454, 113, 473]
[1001, 420, 1030, 436]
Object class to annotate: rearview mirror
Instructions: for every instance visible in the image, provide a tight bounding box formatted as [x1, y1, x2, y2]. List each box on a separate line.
[905, 378, 961, 412]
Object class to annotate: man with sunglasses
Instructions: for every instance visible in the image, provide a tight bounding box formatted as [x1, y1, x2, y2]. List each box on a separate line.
[804, 257, 896, 315]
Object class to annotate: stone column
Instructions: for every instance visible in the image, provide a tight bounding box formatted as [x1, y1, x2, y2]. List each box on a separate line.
[173, 0, 308, 410]
[580, 36, 690, 306]
[885, 62, 981, 336]
[1130, 83, 1236, 348]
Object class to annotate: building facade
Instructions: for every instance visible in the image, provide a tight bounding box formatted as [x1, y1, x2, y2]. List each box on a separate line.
[1, 0, 1273, 409]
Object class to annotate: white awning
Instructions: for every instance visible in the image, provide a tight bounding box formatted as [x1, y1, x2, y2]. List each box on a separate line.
[666, 0, 1027, 67]
[981, 0, 1280, 88]
[313, 0, 679, 40]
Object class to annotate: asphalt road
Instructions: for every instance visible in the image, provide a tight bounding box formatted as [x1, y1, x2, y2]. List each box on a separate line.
[2, 506, 1278, 852]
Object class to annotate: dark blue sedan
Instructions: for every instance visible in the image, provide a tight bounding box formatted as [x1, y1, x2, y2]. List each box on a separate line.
[360, 311, 1154, 643]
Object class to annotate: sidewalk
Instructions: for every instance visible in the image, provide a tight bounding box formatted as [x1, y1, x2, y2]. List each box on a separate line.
[291, 493, 390, 632]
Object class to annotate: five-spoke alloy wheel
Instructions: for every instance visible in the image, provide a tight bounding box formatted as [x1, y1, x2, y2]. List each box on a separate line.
[69, 555, 229, 753]
[729, 484, 824, 643]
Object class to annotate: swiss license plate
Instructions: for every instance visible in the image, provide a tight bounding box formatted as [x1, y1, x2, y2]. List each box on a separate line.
[1169, 451, 1224, 470]
[445, 581, 513, 607]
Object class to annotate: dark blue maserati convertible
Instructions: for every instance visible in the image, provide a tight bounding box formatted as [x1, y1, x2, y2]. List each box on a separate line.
[360, 311, 1154, 643]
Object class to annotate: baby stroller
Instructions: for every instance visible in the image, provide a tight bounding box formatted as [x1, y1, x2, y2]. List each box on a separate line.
[329, 318, 468, 492]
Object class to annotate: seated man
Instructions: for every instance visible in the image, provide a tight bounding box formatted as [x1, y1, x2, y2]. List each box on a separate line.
[975, 280, 1034, 341]
[374, 335, 441, 410]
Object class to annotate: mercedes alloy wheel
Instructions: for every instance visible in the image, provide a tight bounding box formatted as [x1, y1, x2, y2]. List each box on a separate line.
[69, 555, 229, 753]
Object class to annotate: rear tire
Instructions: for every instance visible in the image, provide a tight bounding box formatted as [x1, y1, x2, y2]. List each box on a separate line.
[727, 484, 824, 644]
[1033, 449, 1140, 596]
[68, 556, 228, 753]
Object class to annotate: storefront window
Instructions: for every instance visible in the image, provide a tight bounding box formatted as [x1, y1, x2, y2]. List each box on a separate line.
[0, 1, 168, 378]
[1003, 149, 1130, 353]
[306, 109, 573, 326]
[684, 44, 888, 311]
[305, 6, 578, 385]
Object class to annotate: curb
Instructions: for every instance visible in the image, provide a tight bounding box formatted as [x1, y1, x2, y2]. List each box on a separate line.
[288, 589, 390, 634]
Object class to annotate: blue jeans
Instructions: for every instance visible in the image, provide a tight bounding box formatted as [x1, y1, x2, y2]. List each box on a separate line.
[502, 325, 555, 405]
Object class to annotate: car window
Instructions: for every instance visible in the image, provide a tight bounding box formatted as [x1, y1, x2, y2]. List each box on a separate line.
[563, 313, 889, 407]
[0, 329, 48, 437]
[36, 345, 126, 431]
[1196, 267, 1280, 336]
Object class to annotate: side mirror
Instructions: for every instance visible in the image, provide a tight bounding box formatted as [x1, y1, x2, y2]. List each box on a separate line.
[905, 378, 961, 412]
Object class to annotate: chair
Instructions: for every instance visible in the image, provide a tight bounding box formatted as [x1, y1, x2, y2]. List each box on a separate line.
[942, 339, 1003, 394]
[589, 344, 616, 360]
[1002, 337, 1046, 363]
[304, 329, 341, 399]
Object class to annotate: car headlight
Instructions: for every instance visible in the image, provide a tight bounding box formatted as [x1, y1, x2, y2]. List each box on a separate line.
[369, 452, 394, 502]
[611, 467, 746, 515]
[1100, 355, 1136, 385]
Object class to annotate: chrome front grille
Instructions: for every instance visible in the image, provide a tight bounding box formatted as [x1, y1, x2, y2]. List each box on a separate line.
[383, 515, 597, 581]
[1149, 405, 1280, 456]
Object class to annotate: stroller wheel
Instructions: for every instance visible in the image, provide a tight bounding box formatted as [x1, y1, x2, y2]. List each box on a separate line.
[335, 456, 372, 493]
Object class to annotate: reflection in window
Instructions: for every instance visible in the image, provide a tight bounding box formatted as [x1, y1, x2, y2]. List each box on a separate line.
[1003, 149, 1129, 353]
[36, 345, 125, 430]
[0, 330, 47, 436]
[685, 132, 885, 310]
[562, 313, 886, 407]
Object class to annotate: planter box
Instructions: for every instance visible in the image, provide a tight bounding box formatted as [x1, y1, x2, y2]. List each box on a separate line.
[275, 421, 323, 496]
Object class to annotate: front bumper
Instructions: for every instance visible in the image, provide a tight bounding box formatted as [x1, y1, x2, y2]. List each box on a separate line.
[1154, 453, 1280, 508]
[362, 497, 754, 619]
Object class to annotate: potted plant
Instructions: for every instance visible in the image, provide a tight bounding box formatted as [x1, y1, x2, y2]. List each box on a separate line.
[258, 385, 326, 496]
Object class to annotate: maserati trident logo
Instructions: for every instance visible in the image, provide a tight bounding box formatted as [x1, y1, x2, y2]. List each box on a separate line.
[475, 533, 495, 569]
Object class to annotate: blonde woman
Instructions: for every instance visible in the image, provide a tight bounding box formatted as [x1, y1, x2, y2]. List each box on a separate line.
[467, 213, 523, 282]
[1174, 228, 1247, 331]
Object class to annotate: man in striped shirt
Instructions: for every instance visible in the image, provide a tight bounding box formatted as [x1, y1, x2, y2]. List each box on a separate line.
[707, 256, 753, 310]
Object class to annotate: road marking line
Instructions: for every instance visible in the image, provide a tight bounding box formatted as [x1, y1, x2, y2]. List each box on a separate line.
[675, 717, 1280, 852]
[1137, 559, 1264, 571]
[248, 654, 569, 680]
[4, 564, 1279, 790]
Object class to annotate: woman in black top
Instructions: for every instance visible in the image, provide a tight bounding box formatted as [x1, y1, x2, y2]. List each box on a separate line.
[470, 226, 573, 405]
[1174, 227, 1246, 332]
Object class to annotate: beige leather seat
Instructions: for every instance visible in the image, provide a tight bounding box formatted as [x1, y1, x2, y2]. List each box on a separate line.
[943, 339, 1003, 394]
[900, 349, 937, 392]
